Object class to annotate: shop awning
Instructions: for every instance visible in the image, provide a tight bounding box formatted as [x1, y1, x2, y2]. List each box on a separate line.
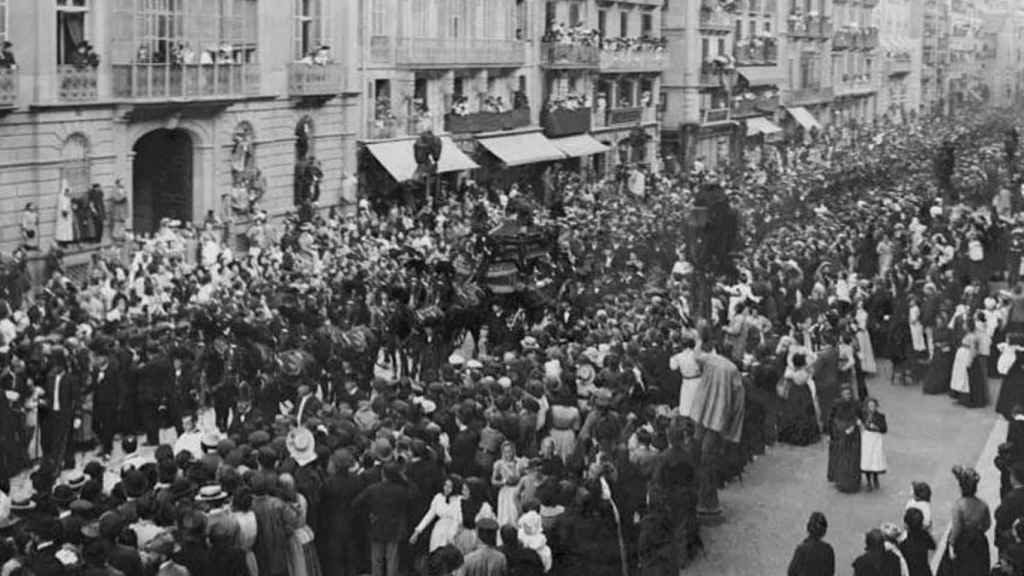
[738, 68, 784, 87]
[549, 134, 610, 158]
[365, 136, 478, 182]
[477, 131, 566, 166]
[745, 116, 783, 137]
[786, 106, 821, 131]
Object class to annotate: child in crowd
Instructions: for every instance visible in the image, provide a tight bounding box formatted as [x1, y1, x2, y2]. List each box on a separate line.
[906, 481, 933, 533]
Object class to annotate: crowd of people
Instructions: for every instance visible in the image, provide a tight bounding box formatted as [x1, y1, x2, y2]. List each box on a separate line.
[0, 104, 1024, 576]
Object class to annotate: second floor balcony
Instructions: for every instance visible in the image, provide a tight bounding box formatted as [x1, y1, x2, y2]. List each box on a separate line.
[542, 107, 592, 137]
[783, 83, 835, 105]
[732, 92, 781, 117]
[592, 106, 656, 129]
[834, 73, 876, 95]
[395, 38, 525, 69]
[701, 107, 732, 123]
[599, 49, 667, 73]
[444, 107, 531, 134]
[541, 43, 601, 69]
[700, 9, 734, 34]
[0, 68, 16, 108]
[58, 65, 99, 103]
[734, 38, 779, 65]
[886, 54, 912, 75]
[287, 62, 345, 98]
[112, 63, 259, 101]
[787, 15, 832, 40]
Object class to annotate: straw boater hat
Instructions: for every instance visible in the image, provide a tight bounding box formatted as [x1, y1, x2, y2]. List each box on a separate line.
[195, 484, 229, 504]
[286, 427, 317, 467]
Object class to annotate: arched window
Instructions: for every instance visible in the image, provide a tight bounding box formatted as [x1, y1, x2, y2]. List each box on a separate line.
[60, 133, 91, 195]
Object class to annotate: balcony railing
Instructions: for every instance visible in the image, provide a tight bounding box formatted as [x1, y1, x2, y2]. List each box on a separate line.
[58, 65, 98, 103]
[886, 55, 912, 75]
[783, 84, 835, 105]
[833, 29, 852, 50]
[396, 38, 525, 68]
[598, 49, 667, 72]
[701, 63, 727, 86]
[734, 39, 779, 65]
[732, 92, 780, 116]
[0, 68, 17, 107]
[287, 63, 344, 97]
[112, 63, 258, 100]
[542, 107, 592, 137]
[787, 15, 832, 39]
[835, 74, 876, 95]
[700, 9, 734, 33]
[444, 107, 531, 133]
[366, 118, 404, 140]
[606, 106, 644, 126]
[540, 43, 601, 68]
[701, 108, 731, 123]
[861, 27, 879, 50]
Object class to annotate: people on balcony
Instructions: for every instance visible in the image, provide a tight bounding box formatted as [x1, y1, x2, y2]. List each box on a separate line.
[600, 36, 667, 54]
[451, 96, 470, 117]
[0, 42, 15, 70]
[70, 41, 100, 70]
[298, 45, 333, 66]
[542, 22, 601, 46]
[545, 93, 591, 113]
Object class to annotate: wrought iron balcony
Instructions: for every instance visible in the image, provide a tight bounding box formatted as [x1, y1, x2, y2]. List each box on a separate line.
[287, 62, 344, 97]
[0, 68, 17, 108]
[787, 16, 832, 40]
[366, 117, 404, 140]
[886, 54, 912, 75]
[395, 38, 525, 68]
[540, 43, 601, 69]
[598, 49, 667, 72]
[701, 108, 731, 123]
[444, 107, 531, 134]
[112, 63, 259, 100]
[700, 9, 734, 34]
[542, 107, 592, 137]
[605, 106, 644, 126]
[58, 65, 98, 103]
[734, 39, 779, 65]
[783, 83, 835, 105]
[731, 92, 780, 117]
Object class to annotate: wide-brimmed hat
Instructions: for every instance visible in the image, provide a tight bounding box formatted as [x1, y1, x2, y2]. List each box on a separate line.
[194, 484, 229, 503]
[370, 438, 394, 463]
[52, 485, 76, 507]
[286, 427, 317, 466]
[521, 336, 540, 351]
[10, 495, 36, 512]
[66, 471, 87, 491]
[200, 431, 221, 451]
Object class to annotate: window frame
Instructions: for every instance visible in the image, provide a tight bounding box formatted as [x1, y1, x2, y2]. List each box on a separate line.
[57, 0, 91, 66]
[0, 0, 8, 43]
[294, 0, 323, 61]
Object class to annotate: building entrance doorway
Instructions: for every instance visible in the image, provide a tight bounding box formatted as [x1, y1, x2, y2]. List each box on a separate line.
[133, 129, 194, 235]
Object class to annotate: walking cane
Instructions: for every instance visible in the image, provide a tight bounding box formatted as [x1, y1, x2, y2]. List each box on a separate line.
[600, 476, 630, 576]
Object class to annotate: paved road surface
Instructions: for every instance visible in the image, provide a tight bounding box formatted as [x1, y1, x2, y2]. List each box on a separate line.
[684, 360, 1003, 576]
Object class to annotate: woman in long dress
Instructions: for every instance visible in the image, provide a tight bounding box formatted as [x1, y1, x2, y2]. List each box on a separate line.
[924, 312, 954, 395]
[951, 321, 979, 404]
[827, 386, 861, 493]
[995, 335, 1024, 419]
[492, 441, 526, 528]
[937, 466, 991, 576]
[232, 487, 260, 576]
[452, 477, 496, 555]
[279, 473, 322, 576]
[777, 355, 820, 446]
[55, 183, 75, 246]
[860, 398, 887, 492]
[411, 476, 463, 552]
[546, 396, 580, 464]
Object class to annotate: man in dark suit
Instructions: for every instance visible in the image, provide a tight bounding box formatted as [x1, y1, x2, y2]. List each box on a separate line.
[449, 405, 481, 478]
[226, 383, 264, 438]
[353, 462, 418, 576]
[26, 517, 66, 576]
[140, 350, 187, 445]
[91, 352, 121, 457]
[40, 348, 78, 470]
[294, 383, 321, 427]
